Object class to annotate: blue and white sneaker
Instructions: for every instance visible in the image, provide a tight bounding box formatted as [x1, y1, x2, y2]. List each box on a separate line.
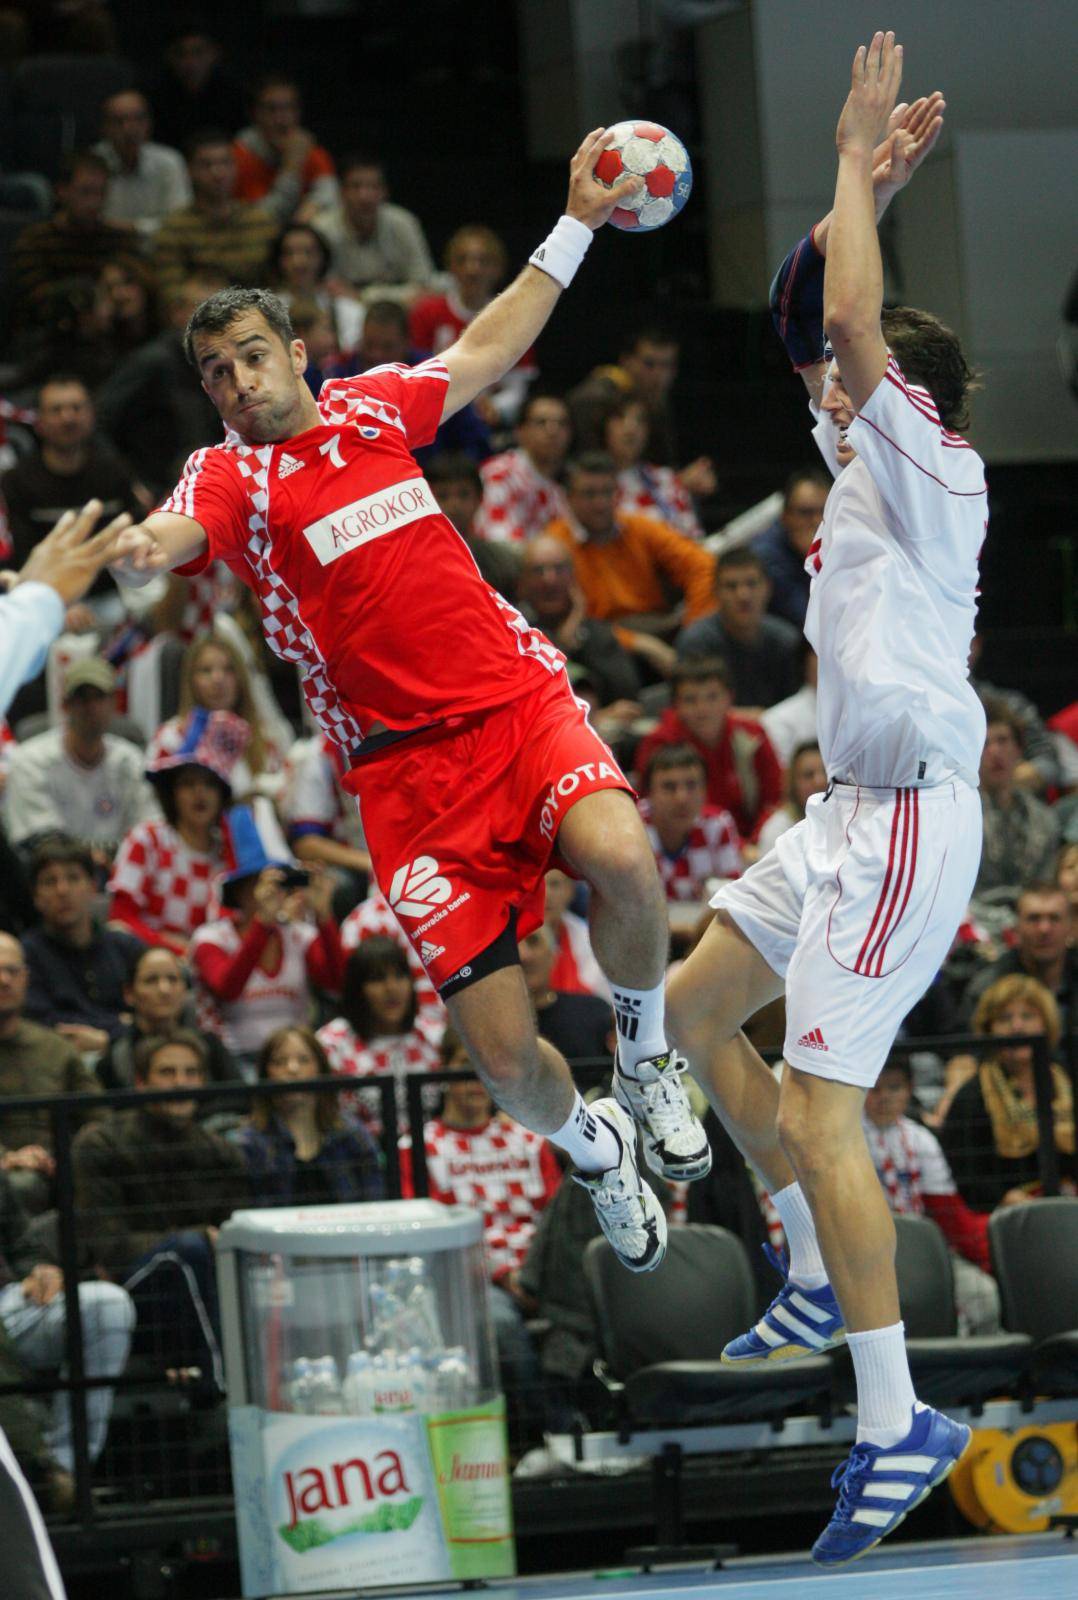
[721, 1245, 845, 1365]
[812, 1404, 972, 1566]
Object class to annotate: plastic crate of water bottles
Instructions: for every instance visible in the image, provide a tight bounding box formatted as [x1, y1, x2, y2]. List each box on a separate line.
[217, 1201, 515, 1597]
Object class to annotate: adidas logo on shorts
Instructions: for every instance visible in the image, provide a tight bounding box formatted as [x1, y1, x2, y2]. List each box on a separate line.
[278, 452, 305, 478]
[797, 1028, 829, 1051]
[420, 940, 446, 964]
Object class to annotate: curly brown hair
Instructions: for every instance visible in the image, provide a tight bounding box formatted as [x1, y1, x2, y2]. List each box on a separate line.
[881, 306, 979, 433]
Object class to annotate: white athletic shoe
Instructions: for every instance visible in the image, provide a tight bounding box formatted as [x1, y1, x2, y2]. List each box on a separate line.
[613, 1050, 712, 1182]
[571, 1098, 667, 1273]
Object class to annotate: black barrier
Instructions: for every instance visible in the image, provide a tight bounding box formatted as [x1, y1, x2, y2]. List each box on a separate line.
[0, 1031, 1066, 1565]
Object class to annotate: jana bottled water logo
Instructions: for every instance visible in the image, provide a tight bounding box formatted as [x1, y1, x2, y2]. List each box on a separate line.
[275, 1425, 424, 1555]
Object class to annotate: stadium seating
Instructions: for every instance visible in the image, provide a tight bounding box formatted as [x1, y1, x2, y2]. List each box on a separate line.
[990, 1198, 1078, 1396]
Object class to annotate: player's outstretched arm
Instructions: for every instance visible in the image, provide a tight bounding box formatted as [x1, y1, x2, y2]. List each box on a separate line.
[109, 511, 209, 588]
[823, 30, 905, 410]
[770, 91, 943, 405]
[439, 128, 642, 421]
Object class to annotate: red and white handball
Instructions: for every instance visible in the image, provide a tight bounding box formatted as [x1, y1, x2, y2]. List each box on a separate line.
[593, 120, 693, 232]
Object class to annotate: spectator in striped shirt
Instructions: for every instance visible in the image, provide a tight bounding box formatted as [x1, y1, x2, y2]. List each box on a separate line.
[638, 743, 742, 903]
[473, 393, 572, 543]
[154, 133, 278, 305]
[9, 152, 130, 342]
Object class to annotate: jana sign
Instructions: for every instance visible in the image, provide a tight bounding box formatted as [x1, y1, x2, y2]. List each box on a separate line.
[230, 1402, 514, 1595]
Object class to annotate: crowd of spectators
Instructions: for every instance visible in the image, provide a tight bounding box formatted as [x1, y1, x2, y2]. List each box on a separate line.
[0, 16, 1073, 1492]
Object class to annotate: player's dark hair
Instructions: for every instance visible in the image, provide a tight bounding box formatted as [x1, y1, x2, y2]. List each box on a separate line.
[518, 390, 571, 428]
[670, 655, 731, 695]
[426, 452, 482, 494]
[183, 286, 294, 366]
[56, 149, 109, 186]
[782, 467, 830, 506]
[644, 741, 707, 790]
[273, 223, 330, 282]
[28, 835, 95, 890]
[715, 545, 768, 578]
[881, 306, 979, 433]
[980, 696, 1024, 748]
[338, 150, 385, 181]
[565, 450, 617, 483]
[133, 1028, 208, 1082]
[339, 938, 416, 1040]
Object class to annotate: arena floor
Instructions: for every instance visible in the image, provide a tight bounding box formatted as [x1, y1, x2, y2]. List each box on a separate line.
[255, 1534, 1077, 1600]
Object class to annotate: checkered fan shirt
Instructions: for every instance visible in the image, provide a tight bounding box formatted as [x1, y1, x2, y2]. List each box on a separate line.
[616, 465, 702, 540]
[473, 447, 569, 544]
[637, 798, 743, 901]
[409, 1114, 562, 1280]
[340, 890, 444, 1023]
[109, 819, 230, 945]
[317, 1014, 443, 1138]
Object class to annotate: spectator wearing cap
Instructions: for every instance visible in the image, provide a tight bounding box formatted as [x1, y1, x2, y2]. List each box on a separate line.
[232, 76, 338, 226]
[637, 744, 743, 903]
[94, 89, 192, 241]
[108, 709, 248, 954]
[5, 657, 157, 863]
[749, 469, 830, 630]
[21, 837, 143, 1054]
[678, 546, 802, 712]
[634, 657, 783, 841]
[190, 807, 345, 1079]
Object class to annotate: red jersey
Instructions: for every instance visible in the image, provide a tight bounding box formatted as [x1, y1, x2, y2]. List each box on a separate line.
[161, 360, 564, 766]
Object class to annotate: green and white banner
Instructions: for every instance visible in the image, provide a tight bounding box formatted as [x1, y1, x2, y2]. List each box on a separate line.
[230, 1399, 514, 1595]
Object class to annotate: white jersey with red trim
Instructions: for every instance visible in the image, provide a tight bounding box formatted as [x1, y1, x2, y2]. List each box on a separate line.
[160, 360, 564, 763]
[807, 353, 987, 787]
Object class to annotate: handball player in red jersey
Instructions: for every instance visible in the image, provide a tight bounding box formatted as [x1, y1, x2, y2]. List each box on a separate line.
[110, 129, 711, 1272]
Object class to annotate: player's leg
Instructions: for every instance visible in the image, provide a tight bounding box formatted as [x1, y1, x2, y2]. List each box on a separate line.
[446, 961, 666, 1273]
[554, 787, 710, 1181]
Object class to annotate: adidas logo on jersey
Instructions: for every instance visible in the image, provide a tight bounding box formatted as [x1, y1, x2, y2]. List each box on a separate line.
[419, 940, 446, 964]
[797, 1028, 829, 1051]
[278, 452, 305, 479]
[389, 856, 454, 918]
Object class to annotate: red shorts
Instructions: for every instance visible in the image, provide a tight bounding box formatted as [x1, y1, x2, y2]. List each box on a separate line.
[348, 674, 632, 990]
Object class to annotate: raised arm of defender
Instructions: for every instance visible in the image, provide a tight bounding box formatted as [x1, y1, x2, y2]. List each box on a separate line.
[438, 128, 642, 421]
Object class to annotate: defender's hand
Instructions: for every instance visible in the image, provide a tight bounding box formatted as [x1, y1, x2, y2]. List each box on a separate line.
[873, 92, 945, 199]
[565, 127, 644, 231]
[837, 31, 904, 157]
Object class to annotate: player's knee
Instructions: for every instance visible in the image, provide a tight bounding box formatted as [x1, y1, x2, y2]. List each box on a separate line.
[582, 825, 661, 907]
[465, 1029, 543, 1097]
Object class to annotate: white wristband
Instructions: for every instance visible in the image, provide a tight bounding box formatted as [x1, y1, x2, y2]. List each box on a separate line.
[528, 214, 593, 289]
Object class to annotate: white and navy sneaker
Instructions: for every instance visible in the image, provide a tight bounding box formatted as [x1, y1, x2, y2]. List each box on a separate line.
[571, 1098, 667, 1273]
[613, 1050, 711, 1182]
[722, 1244, 845, 1365]
[812, 1404, 971, 1566]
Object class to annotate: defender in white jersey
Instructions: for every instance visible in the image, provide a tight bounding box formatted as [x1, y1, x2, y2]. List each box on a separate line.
[666, 35, 982, 1564]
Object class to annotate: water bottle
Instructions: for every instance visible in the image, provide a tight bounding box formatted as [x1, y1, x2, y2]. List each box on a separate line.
[432, 1348, 472, 1411]
[400, 1258, 444, 1353]
[370, 1350, 419, 1414]
[288, 1356, 315, 1412]
[343, 1351, 373, 1417]
[310, 1355, 342, 1415]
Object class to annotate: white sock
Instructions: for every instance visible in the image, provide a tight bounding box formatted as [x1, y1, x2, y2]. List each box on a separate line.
[771, 1182, 829, 1289]
[550, 1091, 621, 1173]
[847, 1322, 918, 1446]
[611, 982, 667, 1072]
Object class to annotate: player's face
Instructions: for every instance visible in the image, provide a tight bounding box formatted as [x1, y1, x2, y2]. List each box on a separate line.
[567, 471, 617, 537]
[675, 678, 729, 745]
[648, 765, 705, 833]
[195, 312, 311, 442]
[821, 363, 857, 467]
[604, 402, 649, 468]
[864, 1068, 910, 1128]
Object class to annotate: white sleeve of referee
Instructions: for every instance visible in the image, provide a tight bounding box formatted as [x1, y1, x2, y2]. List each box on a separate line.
[0, 584, 64, 719]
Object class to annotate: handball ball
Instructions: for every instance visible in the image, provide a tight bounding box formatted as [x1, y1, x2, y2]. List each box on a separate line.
[594, 121, 692, 232]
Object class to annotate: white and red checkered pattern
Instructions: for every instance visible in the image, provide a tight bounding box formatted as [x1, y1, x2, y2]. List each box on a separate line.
[178, 561, 243, 642]
[473, 447, 569, 544]
[340, 890, 445, 1023]
[108, 819, 231, 944]
[616, 465, 703, 540]
[637, 798, 743, 901]
[405, 1114, 562, 1281]
[317, 1013, 443, 1137]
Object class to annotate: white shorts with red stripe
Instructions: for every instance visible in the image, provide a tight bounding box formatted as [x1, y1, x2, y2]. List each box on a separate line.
[712, 778, 982, 1088]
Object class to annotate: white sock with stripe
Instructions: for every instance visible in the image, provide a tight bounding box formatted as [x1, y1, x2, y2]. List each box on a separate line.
[848, 1322, 917, 1446]
[771, 1182, 829, 1289]
[551, 1090, 621, 1173]
[610, 982, 667, 1073]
